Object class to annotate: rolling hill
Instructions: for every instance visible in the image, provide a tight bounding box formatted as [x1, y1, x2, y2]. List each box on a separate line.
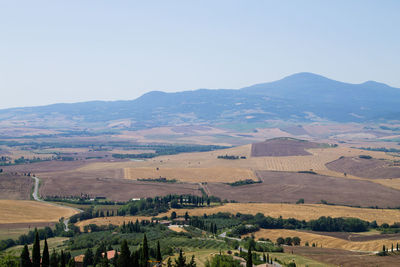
[1, 72, 399, 129]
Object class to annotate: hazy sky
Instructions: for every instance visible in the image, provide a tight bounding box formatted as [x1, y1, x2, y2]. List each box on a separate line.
[1, 1, 399, 109]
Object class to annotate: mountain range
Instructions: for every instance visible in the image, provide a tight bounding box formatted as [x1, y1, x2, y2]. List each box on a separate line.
[1, 72, 399, 129]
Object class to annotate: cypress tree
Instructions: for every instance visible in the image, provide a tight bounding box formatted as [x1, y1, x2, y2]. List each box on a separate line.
[141, 234, 149, 267]
[188, 255, 196, 267]
[112, 249, 119, 266]
[60, 250, 66, 267]
[42, 238, 50, 267]
[167, 258, 172, 267]
[83, 248, 94, 267]
[246, 247, 252, 267]
[397, 243, 399, 251]
[50, 249, 58, 267]
[131, 249, 139, 267]
[156, 241, 162, 262]
[68, 258, 76, 267]
[391, 243, 394, 252]
[20, 244, 32, 267]
[174, 249, 186, 267]
[118, 240, 131, 267]
[32, 230, 41, 267]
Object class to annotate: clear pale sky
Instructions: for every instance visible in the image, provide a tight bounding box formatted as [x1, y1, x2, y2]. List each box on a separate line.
[1, 0, 399, 109]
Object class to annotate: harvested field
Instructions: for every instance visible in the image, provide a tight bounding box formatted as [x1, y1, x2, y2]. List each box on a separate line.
[251, 138, 322, 157]
[39, 177, 201, 201]
[373, 178, 400, 191]
[75, 216, 152, 231]
[206, 171, 400, 208]
[251, 229, 400, 252]
[283, 246, 400, 267]
[2, 160, 90, 173]
[168, 225, 187, 232]
[0, 200, 78, 224]
[0, 173, 33, 199]
[158, 203, 400, 225]
[124, 167, 255, 183]
[326, 156, 400, 179]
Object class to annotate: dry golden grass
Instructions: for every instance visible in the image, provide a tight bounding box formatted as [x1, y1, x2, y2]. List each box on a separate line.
[251, 229, 400, 252]
[124, 167, 255, 183]
[75, 216, 152, 231]
[0, 200, 78, 224]
[158, 203, 400, 225]
[168, 225, 187, 233]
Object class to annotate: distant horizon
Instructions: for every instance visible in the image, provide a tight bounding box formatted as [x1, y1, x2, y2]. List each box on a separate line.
[1, 1, 399, 109]
[2, 71, 399, 110]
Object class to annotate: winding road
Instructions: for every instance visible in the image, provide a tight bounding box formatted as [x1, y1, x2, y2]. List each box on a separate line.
[31, 176, 82, 231]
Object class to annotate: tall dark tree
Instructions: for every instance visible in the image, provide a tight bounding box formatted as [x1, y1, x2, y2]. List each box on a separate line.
[131, 249, 139, 267]
[32, 230, 41, 267]
[112, 249, 119, 266]
[246, 247, 252, 267]
[60, 250, 66, 267]
[174, 249, 186, 267]
[118, 240, 131, 267]
[20, 244, 32, 267]
[141, 234, 149, 267]
[67, 258, 76, 267]
[50, 249, 58, 267]
[156, 241, 162, 262]
[188, 255, 196, 267]
[94, 243, 106, 266]
[42, 238, 50, 267]
[83, 248, 94, 267]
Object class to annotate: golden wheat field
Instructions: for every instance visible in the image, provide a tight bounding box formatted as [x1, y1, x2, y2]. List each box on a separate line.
[250, 229, 400, 252]
[0, 200, 78, 224]
[75, 216, 153, 231]
[157, 203, 400, 225]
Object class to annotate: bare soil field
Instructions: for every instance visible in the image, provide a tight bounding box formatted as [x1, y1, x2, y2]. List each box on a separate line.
[251, 138, 322, 157]
[205, 171, 400, 207]
[285, 246, 400, 267]
[326, 156, 400, 179]
[39, 177, 201, 201]
[157, 203, 400, 225]
[124, 167, 255, 183]
[0, 173, 33, 199]
[2, 160, 90, 173]
[0, 200, 78, 224]
[373, 178, 400, 191]
[250, 228, 400, 252]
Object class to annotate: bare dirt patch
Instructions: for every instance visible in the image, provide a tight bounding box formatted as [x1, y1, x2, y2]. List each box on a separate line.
[0, 173, 33, 200]
[326, 156, 400, 179]
[251, 138, 322, 157]
[206, 171, 400, 207]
